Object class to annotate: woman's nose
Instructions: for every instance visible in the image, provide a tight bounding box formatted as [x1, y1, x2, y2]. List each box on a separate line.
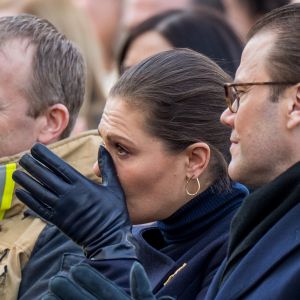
[93, 160, 101, 177]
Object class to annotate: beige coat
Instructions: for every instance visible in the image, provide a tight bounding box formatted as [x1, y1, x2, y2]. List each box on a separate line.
[0, 130, 101, 300]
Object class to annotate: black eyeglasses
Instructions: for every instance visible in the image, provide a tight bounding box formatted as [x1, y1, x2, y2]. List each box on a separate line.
[224, 82, 297, 113]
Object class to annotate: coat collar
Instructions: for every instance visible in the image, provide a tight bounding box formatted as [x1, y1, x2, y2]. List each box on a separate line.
[210, 203, 300, 299]
[226, 162, 300, 272]
[205, 162, 300, 299]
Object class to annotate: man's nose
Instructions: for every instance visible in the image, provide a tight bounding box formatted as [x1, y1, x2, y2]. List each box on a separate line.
[220, 107, 235, 128]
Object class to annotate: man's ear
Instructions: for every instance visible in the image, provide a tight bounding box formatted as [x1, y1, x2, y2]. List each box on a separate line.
[287, 84, 300, 129]
[185, 142, 210, 179]
[37, 104, 69, 144]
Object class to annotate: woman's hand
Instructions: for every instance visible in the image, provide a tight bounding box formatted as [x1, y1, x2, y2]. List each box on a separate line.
[13, 143, 137, 260]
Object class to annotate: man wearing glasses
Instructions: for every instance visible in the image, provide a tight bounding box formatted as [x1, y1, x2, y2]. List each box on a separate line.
[204, 3, 300, 299]
[26, 3, 300, 300]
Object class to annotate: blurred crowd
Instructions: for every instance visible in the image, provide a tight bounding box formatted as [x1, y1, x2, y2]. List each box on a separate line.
[0, 0, 291, 133]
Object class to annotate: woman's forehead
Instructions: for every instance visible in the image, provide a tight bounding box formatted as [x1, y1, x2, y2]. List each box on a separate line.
[99, 97, 146, 136]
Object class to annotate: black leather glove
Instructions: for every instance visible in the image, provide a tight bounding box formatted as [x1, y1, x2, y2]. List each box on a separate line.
[42, 262, 174, 300]
[13, 143, 137, 260]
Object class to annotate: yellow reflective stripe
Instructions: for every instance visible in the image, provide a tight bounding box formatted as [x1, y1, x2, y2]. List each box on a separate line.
[0, 163, 17, 220]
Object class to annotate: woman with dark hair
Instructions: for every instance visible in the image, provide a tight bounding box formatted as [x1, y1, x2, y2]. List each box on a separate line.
[118, 8, 243, 77]
[13, 49, 248, 299]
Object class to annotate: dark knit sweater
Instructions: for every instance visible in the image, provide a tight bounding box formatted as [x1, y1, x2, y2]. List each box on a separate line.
[156, 181, 248, 260]
[134, 180, 248, 299]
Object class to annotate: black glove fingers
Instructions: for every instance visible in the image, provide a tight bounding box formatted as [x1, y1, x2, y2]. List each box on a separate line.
[130, 262, 155, 300]
[98, 145, 119, 188]
[31, 143, 78, 183]
[71, 264, 130, 300]
[48, 275, 97, 300]
[41, 293, 62, 300]
[18, 155, 68, 195]
[15, 188, 53, 219]
[13, 170, 58, 206]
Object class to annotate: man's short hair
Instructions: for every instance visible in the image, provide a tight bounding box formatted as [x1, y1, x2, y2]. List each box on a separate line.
[248, 4, 300, 100]
[0, 14, 85, 138]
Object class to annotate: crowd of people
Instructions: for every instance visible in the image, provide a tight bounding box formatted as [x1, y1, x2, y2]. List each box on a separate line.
[0, 0, 299, 299]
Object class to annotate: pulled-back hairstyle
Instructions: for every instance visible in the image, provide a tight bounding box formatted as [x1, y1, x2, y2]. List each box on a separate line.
[111, 49, 231, 191]
[248, 3, 300, 100]
[0, 14, 85, 138]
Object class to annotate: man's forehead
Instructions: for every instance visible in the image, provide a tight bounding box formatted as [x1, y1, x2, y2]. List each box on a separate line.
[235, 32, 276, 82]
[0, 37, 32, 52]
[0, 38, 34, 66]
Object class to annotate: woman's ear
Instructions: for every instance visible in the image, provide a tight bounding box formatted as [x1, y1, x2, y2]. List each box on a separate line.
[37, 104, 70, 144]
[185, 142, 210, 179]
[287, 84, 300, 129]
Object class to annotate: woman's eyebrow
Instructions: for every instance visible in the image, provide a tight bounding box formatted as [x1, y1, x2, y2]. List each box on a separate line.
[102, 132, 137, 148]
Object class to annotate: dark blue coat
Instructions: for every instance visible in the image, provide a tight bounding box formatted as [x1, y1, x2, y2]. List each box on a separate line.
[18, 221, 135, 299]
[205, 162, 300, 300]
[18, 222, 84, 299]
[132, 182, 248, 299]
[18, 221, 136, 299]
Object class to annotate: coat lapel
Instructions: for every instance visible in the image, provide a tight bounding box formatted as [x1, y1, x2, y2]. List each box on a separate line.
[214, 203, 300, 299]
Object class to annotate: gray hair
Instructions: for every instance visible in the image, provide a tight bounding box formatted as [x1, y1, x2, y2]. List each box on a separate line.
[0, 14, 85, 138]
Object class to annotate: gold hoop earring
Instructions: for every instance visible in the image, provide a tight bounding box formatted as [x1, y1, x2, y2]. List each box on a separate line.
[185, 177, 201, 196]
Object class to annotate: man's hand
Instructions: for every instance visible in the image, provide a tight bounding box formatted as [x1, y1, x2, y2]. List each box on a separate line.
[42, 262, 174, 300]
[13, 143, 137, 260]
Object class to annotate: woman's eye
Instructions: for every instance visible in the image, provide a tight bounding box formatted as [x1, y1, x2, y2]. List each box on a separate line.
[116, 144, 129, 156]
